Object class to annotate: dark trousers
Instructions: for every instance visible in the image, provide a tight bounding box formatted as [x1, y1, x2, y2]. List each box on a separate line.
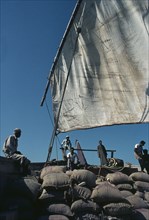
[138, 158, 144, 171]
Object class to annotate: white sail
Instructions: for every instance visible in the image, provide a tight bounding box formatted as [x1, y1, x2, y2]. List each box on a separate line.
[49, 0, 149, 132]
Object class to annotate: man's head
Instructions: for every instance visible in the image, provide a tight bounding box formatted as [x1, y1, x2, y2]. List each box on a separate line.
[140, 140, 145, 146]
[66, 135, 69, 139]
[70, 147, 74, 153]
[14, 128, 21, 138]
[99, 140, 102, 144]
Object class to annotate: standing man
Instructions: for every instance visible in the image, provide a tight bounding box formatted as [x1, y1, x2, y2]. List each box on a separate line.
[97, 140, 108, 166]
[67, 147, 79, 170]
[142, 149, 149, 174]
[3, 128, 31, 175]
[61, 135, 72, 161]
[134, 140, 146, 172]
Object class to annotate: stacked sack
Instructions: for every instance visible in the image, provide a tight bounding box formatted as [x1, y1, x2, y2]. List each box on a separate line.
[69, 169, 103, 219]
[1, 176, 41, 220]
[104, 171, 149, 220]
[37, 167, 149, 220]
[37, 165, 73, 220]
[128, 172, 149, 219]
[91, 179, 133, 219]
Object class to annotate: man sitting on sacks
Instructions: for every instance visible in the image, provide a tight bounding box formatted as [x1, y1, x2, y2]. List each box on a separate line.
[3, 128, 31, 175]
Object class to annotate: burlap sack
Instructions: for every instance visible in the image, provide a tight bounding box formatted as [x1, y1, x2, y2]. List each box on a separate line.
[40, 166, 66, 180]
[72, 185, 91, 200]
[91, 181, 124, 204]
[70, 169, 96, 189]
[129, 172, 149, 183]
[46, 203, 73, 217]
[126, 195, 149, 209]
[71, 199, 101, 214]
[42, 173, 70, 190]
[133, 181, 149, 192]
[103, 202, 133, 217]
[106, 172, 130, 184]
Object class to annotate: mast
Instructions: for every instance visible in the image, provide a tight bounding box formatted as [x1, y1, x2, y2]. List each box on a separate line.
[42, 0, 83, 162]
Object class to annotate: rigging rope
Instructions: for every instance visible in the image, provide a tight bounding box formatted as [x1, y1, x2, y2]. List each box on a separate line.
[44, 99, 61, 164]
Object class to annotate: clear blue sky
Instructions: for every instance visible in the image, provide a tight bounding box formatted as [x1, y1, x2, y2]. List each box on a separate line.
[1, 0, 149, 166]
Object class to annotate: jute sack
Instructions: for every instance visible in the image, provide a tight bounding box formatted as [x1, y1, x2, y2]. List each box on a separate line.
[129, 172, 149, 183]
[72, 185, 91, 200]
[42, 173, 70, 190]
[46, 203, 73, 217]
[103, 202, 133, 217]
[40, 166, 66, 180]
[116, 183, 133, 191]
[37, 216, 69, 220]
[144, 191, 149, 203]
[48, 215, 70, 220]
[126, 195, 149, 209]
[70, 169, 96, 189]
[106, 172, 130, 184]
[71, 199, 101, 214]
[75, 213, 102, 220]
[135, 191, 144, 199]
[133, 181, 149, 192]
[120, 190, 133, 198]
[132, 208, 149, 220]
[91, 181, 124, 204]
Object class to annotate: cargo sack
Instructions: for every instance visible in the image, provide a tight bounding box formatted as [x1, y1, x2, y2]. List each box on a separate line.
[106, 172, 130, 184]
[71, 199, 101, 214]
[75, 213, 102, 220]
[37, 216, 70, 220]
[40, 166, 66, 180]
[42, 173, 70, 190]
[103, 202, 133, 217]
[38, 189, 67, 205]
[91, 181, 124, 204]
[144, 191, 149, 203]
[116, 183, 133, 191]
[70, 169, 96, 189]
[125, 195, 149, 209]
[129, 172, 149, 183]
[7, 177, 41, 201]
[131, 208, 149, 220]
[133, 181, 149, 192]
[45, 203, 73, 217]
[135, 191, 144, 199]
[72, 185, 91, 201]
[120, 190, 133, 198]
[48, 215, 70, 220]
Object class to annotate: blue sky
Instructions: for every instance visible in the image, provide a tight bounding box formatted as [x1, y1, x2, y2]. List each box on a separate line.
[1, 0, 149, 166]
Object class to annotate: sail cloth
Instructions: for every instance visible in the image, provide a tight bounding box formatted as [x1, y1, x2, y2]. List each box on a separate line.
[49, 0, 149, 132]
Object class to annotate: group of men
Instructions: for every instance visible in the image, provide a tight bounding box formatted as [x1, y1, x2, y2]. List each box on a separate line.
[2, 129, 149, 174]
[3, 130, 79, 173]
[61, 135, 80, 170]
[97, 139, 149, 174]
